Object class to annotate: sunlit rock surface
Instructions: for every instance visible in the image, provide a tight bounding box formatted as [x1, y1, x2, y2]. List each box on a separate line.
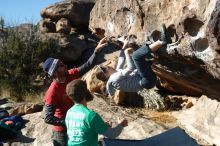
[89, 0, 220, 100]
[174, 95, 220, 146]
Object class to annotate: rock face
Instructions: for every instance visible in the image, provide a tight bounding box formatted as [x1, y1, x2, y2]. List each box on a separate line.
[41, 0, 96, 27]
[207, 0, 220, 49]
[6, 112, 52, 146]
[56, 18, 71, 34]
[174, 95, 220, 146]
[57, 34, 87, 62]
[88, 96, 168, 140]
[38, 19, 56, 33]
[39, 0, 97, 63]
[89, 0, 220, 101]
[39, 33, 88, 62]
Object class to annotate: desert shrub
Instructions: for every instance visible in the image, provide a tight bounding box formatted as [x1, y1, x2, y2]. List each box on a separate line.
[0, 18, 60, 101]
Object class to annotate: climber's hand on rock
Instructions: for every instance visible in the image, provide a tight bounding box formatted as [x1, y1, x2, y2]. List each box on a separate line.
[122, 36, 130, 49]
[95, 37, 108, 52]
[125, 47, 134, 54]
[118, 118, 128, 127]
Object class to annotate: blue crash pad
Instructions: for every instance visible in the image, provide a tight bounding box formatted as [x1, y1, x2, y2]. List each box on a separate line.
[102, 127, 199, 146]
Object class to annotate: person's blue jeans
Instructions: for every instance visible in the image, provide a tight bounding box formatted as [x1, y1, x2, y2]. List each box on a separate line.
[132, 44, 157, 89]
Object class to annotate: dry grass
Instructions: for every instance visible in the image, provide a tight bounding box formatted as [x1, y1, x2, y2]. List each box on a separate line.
[0, 85, 44, 103]
[136, 108, 177, 125]
[21, 92, 44, 103]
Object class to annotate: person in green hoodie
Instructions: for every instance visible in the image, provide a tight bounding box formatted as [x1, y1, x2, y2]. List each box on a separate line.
[65, 79, 128, 146]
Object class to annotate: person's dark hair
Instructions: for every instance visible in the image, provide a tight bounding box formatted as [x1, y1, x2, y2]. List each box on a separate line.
[125, 34, 139, 50]
[66, 79, 93, 103]
[126, 43, 139, 51]
[96, 66, 108, 82]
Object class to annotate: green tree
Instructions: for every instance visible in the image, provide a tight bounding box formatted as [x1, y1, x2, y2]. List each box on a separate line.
[0, 17, 4, 31]
[0, 23, 60, 101]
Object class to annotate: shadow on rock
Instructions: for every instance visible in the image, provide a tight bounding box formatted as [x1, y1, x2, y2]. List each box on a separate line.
[14, 131, 36, 143]
[69, 42, 121, 68]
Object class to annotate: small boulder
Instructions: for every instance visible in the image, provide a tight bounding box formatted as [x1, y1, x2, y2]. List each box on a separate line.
[56, 18, 71, 34]
[9, 103, 43, 116]
[38, 19, 56, 33]
[41, 0, 96, 27]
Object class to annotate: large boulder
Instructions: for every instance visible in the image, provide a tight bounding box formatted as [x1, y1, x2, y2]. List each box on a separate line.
[8, 103, 43, 116]
[38, 19, 56, 33]
[39, 0, 97, 63]
[207, 0, 220, 49]
[89, 0, 220, 101]
[41, 0, 96, 27]
[174, 95, 220, 146]
[40, 33, 87, 62]
[58, 34, 87, 62]
[56, 18, 71, 34]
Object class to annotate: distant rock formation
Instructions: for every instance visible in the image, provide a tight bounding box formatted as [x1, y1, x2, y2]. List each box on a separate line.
[39, 0, 97, 63]
[41, 0, 96, 27]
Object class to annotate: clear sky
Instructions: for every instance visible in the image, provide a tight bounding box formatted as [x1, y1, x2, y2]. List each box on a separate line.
[0, 0, 63, 26]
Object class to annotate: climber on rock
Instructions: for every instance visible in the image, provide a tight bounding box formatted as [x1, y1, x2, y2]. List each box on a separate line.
[95, 24, 168, 97]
